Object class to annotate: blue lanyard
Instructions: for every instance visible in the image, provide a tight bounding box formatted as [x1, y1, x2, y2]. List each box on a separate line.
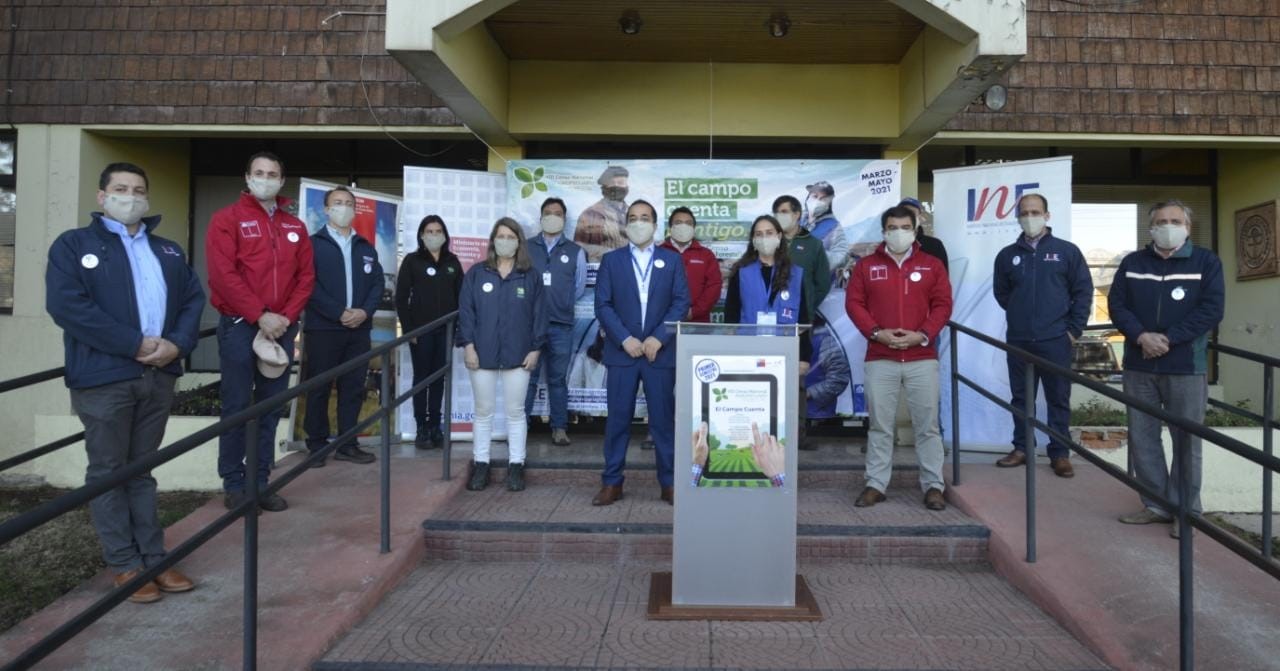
[632, 250, 655, 285]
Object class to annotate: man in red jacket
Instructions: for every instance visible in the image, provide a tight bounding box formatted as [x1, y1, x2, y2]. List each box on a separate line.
[846, 206, 953, 511]
[659, 207, 722, 322]
[205, 151, 315, 513]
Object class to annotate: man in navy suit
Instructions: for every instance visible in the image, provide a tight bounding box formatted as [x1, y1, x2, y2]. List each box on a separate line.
[593, 199, 691, 506]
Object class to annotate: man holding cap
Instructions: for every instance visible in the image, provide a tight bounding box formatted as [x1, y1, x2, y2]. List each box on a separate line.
[803, 181, 850, 272]
[899, 198, 949, 272]
[206, 151, 315, 512]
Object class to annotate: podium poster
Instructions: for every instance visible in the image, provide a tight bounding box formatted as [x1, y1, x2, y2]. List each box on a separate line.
[691, 355, 787, 488]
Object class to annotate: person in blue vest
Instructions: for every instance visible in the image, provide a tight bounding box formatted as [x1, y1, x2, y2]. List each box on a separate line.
[458, 217, 548, 492]
[524, 196, 587, 446]
[992, 193, 1093, 478]
[302, 187, 383, 467]
[592, 199, 691, 506]
[724, 214, 814, 390]
[46, 162, 204, 603]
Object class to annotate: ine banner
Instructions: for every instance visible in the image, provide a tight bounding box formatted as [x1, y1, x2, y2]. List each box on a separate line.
[932, 156, 1074, 449]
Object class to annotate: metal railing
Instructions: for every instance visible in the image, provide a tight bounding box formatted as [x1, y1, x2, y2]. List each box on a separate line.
[947, 320, 1280, 671]
[0, 312, 457, 670]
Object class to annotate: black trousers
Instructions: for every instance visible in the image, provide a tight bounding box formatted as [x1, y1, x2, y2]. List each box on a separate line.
[409, 330, 449, 430]
[303, 328, 372, 450]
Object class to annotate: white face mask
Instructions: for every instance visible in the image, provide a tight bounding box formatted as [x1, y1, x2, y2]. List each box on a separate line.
[492, 237, 519, 259]
[670, 223, 695, 244]
[1151, 224, 1189, 250]
[540, 214, 565, 235]
[247, 177, 283, 201]
[753, 236, 781, 257]
[1018, 215, 1047, 238]
[327, 205, 355, 229]
[807, 197, 830, 218]
[626, 221, 656, 246]
[775, 212, 798, 232]
[884, 228, 915, 254]
[102, 194, 150, 226]
[422, 233, 446, 252]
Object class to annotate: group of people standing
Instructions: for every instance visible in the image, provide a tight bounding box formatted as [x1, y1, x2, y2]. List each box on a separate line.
[45, 151, 1224, 605]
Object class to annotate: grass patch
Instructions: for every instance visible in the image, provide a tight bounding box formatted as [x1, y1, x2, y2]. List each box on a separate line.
[1206, 513, 1280, 559]
[1071, 398, 1263, 427]
[0, 487, 214, 633]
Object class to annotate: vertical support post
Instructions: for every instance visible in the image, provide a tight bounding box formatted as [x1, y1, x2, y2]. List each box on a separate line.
[442, 319, 455, 481]
[1176, 422, 1193, 671]
[243, 418, 259, 671]
[1024, 363, 1037, 564]
[950, 326, 961, 486]
[1264, 364, 1274, 554]
[380, 350, 392, 554]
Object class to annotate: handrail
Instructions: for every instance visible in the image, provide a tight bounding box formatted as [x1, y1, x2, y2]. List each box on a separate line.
[0, 326, 218, 395]
[947, 319, 1278, 671]
[0, 312, 457, 671]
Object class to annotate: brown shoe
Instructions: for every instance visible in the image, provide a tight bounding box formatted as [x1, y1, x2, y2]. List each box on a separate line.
[154, 568, 195, 593]
[660, 486, 674, 505]
[592, 484, 624, 506]
[853, 487, 886, 508]
[114, 569, 162, 604]
[1051, 457, 1075, 478]
[996, 450, 1027, 467]
[923, 488, 946, 511]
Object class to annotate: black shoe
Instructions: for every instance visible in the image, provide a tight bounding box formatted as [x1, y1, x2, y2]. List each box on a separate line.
[223, 491, 262, 516]
[307, 450, 326, 468]
[467, 461, 490, 491]
[506, 463, 526, 492]
[259, 492, 288, 512]
[333, 445, 376, 464]
[429, 427, 445, 448]
[414, 425, 431, 450]
[641, 438, 655, 450]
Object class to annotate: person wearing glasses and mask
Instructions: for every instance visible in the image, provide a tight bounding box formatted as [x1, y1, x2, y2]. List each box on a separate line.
[396, 215, 464, 450]
[592, 200, 691, 507]
[457, 218, 548, 493]
[524, 197, 587, 446]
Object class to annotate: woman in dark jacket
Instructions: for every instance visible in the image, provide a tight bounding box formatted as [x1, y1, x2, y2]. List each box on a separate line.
[396, 215, 464, 449]
[457, 217, 547, 492]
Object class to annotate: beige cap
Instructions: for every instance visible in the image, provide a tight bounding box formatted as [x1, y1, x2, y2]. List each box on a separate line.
[252, 330, 289, 379]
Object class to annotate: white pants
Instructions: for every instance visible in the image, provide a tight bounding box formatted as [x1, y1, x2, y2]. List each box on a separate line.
[468, 367, 531, 464]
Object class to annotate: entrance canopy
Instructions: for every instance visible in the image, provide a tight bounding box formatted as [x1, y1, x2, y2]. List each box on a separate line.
[386, 0, 1026, 151]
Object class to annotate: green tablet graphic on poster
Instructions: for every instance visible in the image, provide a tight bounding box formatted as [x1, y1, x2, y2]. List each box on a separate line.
[691, 355, 787, 488]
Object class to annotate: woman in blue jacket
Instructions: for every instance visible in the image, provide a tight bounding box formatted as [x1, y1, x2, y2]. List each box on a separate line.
[457, 217, 547, 492]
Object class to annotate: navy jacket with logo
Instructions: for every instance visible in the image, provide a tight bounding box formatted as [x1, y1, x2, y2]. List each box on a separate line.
[304, 225, 383, 332]
[993, 229, 1093, 342]
[46, 213, 205, 389]
[457, 262, 548, 369]
[1107, 242, 1224, 375]
[527, 233, 586, 326]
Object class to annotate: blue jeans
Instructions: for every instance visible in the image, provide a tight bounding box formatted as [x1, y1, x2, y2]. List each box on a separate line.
[1007, 335, 1073, 460]
[217, 316, 297, 493]
[525, 322, 573, 429]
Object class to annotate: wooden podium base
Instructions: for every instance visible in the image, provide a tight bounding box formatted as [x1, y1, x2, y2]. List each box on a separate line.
[646, 572, 824, 621]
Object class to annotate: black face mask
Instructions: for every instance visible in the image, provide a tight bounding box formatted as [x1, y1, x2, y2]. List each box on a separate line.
[602, 186, 629, 201]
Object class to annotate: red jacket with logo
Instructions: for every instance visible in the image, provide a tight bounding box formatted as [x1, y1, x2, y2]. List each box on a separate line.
[846, 242, 953, 363]
[660, 238, 722, 323]
[206, 192, 316, 324]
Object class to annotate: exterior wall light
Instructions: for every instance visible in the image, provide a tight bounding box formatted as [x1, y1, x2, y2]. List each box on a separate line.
[768, 14, 790, 38]
[619, 10, 643, 35]
[983, 84, 1008, 111]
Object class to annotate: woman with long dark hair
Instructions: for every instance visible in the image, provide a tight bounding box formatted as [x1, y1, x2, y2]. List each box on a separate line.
[395, 215, 464, 449]
[457, 217, 547, 492]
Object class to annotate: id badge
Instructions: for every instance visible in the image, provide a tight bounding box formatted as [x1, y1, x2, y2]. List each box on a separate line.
[542, 271, 552, 287]
[756, 311, 777, 326]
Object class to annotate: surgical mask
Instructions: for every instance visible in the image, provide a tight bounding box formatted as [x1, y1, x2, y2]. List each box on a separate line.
[775, 212, 798, 232]
[1151, 224, 1189, 250]
[540, 215, 565, 235]
[807, 197, 830, 218]
[327, 205, 355, 229]
[884, 228, 915, 254]
[102, 194, 150, 226]
[1018, 215, 1047, 238]
[753, 236, 781, 257]
[248, 177, 283, 201]
[492, 238, 519, 258]
[422, 233, 446, 252]
[603, 185, 629, 201]
[670, 223, 695, 244]
[626, 221, 655, 245]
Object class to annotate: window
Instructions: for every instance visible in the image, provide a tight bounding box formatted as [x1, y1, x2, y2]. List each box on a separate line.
[0, 134, 14, 314]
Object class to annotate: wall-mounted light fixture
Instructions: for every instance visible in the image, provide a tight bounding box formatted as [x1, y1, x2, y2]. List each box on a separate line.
[767, 13, 790, 38]
[619, 10, 643, 35]
[983, 84, 1008, 111]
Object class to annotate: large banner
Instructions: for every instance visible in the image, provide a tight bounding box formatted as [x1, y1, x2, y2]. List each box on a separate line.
[505, 158, 901, 419]
[933, 157, 1074, 449]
